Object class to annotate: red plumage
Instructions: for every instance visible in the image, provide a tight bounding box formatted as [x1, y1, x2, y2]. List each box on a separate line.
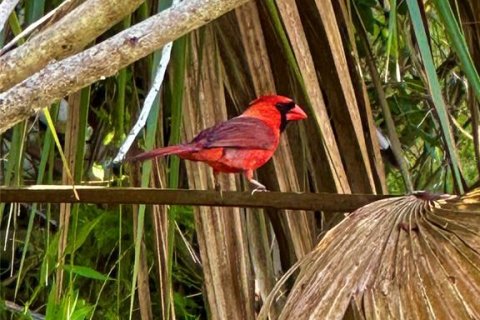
[129, 95, 307, 191]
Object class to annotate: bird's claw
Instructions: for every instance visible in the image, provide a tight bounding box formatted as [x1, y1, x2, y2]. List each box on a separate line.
[249, 178, 268, 195]
[251, 187, 269, 195]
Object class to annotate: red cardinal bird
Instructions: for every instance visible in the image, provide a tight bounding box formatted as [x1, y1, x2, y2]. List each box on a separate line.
[130, 95, 307, 192]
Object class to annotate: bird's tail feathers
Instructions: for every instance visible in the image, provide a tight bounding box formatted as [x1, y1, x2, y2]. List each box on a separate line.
[128, 144, 196, 162]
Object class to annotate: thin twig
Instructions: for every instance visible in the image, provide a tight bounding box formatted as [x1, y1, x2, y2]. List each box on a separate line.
[449, 112, 473, 140]
[4, 300, 45, 320]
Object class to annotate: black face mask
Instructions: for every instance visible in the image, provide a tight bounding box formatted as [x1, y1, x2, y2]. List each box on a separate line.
[275, 101, 296, 132]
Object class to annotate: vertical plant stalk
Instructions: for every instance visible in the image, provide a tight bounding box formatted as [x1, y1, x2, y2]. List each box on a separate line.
[365, 46, 413, 192]
[132, 207, 153, 320]
[125, 3, 181, 318]
[235, 1, 308, 310]
[335, 0, 387, 194]
[151, 201, 173, 319]
[55, 93, 81, 299]
[0, 12, 25, 224]
[13, 103, 59, 298]
[122, 3, 185, 319]
[352, 6, 414, 192]
[114, 57, 128, 146]
[308, 0, 376, 193]
[128, 62, 164, 320]
[241, 1, 315, 259]
[156, 34, 187, 319]
[183, 27, 254, 320]
[432, 0, 480, 103]
[455, 1, 480, 176]
[267, 0, 351, 194]
[471, 92, 480, 176]
[383, 0, 399, 82]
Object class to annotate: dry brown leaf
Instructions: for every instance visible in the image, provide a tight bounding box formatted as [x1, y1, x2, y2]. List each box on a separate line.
[260, 188, 480, 319]
[182, 26, 254, 320]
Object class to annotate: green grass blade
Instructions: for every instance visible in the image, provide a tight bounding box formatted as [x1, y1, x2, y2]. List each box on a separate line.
[13, 103, 61, 298]
[25, 0, 45, 24]
[41, 108, 79, 197]
[165, 35, 187, 320]
[264, 0, 304, 89]
[431, 0, 480, 102]
[0, 8, 28, 219]
[128, 0, 176, 316]
[168, 36, 187, 189]
[0, 123, 25, 220]
[384, 0, 398, 81]
[63, 265, 111, 281]
[406, 0, 464, 194]
[129, 29, 172, 320]
[114, 17, 131, 145]
[115, 67, 127, 144]
[7, 11, 24, 45]
[75, 87, 91, 182]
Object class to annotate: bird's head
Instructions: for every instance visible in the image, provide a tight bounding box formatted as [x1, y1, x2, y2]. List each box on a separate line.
[242, 95, 307, 132]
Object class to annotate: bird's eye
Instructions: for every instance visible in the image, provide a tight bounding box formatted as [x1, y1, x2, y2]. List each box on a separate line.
[275, 101, 295, 114]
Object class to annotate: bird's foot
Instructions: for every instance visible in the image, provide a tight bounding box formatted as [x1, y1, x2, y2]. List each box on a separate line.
[250, 179, 269, 195]
[251, 186, 269, 195]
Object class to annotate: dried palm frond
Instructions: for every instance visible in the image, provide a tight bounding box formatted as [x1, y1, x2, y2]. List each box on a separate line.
[260, 188, 480, 319]
[182, 26, 255, 319]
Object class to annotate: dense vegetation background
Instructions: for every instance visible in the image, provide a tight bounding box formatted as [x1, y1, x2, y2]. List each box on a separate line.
[0, 0, 479, 319]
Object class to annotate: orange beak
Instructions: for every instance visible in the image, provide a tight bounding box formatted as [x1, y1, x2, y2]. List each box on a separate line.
[286, 105, 308, 121]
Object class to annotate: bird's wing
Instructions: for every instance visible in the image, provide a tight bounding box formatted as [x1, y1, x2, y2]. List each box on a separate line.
[191, 117, 277, 150]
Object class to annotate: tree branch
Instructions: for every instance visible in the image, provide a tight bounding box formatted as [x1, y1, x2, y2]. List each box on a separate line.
[0, 0, 144, 92]
[0, 186, 392, 212]
[0, 0, 250, 134]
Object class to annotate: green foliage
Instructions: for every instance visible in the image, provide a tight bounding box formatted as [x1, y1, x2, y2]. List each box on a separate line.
[45, 285, 93, 320]
[356, 0, 478, 192]
[63, 265, 111, 281]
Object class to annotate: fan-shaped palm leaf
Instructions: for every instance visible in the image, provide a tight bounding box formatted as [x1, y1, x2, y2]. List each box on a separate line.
[260, 188, 480, 319]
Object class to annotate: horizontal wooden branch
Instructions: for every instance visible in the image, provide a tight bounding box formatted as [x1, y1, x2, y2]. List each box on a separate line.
[0, 186, 393, 211]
